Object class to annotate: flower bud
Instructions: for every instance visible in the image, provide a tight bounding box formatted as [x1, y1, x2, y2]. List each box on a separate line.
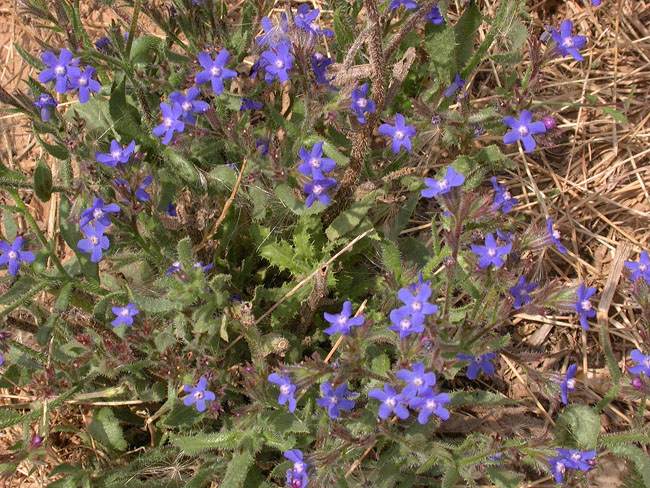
[542, 116, 557, 130]
[631, 376, 643, 390]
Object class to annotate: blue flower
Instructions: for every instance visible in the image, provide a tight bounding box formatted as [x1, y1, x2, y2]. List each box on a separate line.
[457, 352, 497, 380]
[323, 301, 364, 336]
[284, 449, 309, 488]
[629, 349, 650, 376]
[389, 0, 418, 10]
[368, 384, 410, 420]
[166, 261, 182, 276]
[298, 141, 336, 179]
[169, 87, 209, 124]
[551, 20, 587, 62]
[409, 389, 451, 424]
[95, 139, 136, 167]
[378, 114, 416, 154]
[591, 0, 601, 5]
[502, 110, 547, 153]
[153, 102, 185, 145]
[396, 279, 438, 321]
[0, 237, 35, 276]
[135, 175, 153, 202]
[471, 233, 512, 269]
[624, 251, 650, 283]
[192, 261, 213, 273]
[560, 363, 577, 405]
[421, 166, 465, 198]
[350, 83, 376, 124]
[240, 97, 264, 111]
[311, 52, 332, 85]
[111, 303, 139, 327]
[261, 43, 294, 84]
[546, 217, 567, 254]
[195, 50, 237, 95]
[182, 376, 216, 413]
[77, 224, 110, 263]
[509, 276, 536, 309]
[396, 362, 436, 397]
[38, 49, 80, 94]
[316, 382, 356, 419]
[294, 4, 333, 38]
[426, 6, 445, 25]
[34, 93, 57, 122]
[166, 202, 177, 217]
[574, 284, 596, 330]
[95, 36, 112, 52]
[549, 449, 596, 484]
[443, 73, 465, 98]
[69, 66, 101, 104]
[491, 177, 518, 213]
[256, 16, 289, 49]
[389, 306, 425, 339]
[80, 198, 120, 227]
[304, 177, 337, 208]
[268, 373, 298, 412]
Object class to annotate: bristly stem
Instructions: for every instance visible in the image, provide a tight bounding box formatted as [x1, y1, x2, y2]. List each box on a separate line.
[125, 0, 141, 57]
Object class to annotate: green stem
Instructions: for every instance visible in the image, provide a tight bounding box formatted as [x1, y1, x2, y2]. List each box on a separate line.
[125, 0, 141, 57]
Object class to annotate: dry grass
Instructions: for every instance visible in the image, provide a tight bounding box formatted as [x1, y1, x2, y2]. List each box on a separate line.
[0, 0, 649, 486]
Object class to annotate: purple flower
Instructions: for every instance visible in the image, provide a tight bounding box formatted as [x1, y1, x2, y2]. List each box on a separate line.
[350, 83, 376, 124]
[261, 43, 294, 84]
[549, 449, 596, 484]
[502, 110, 547, 153]
[256, 138, 270, 156]
[169, 87, 209, 124]
[0, 353, 3, 367]
[624, 251, 650, 283]
[95, 139, 136, 167]
[240, 97, 264, 111]
[551, 20, 587, 62]
[268, 373, 298, 412]
[457, 352, 497, 380]
[34, 93, 57, 122]
[284, 449, 309, 488]
[409, 389, 451, 424]
[471, 233, 512, 269]
[38, 49, 80, 94]
[389, 306, 425, 339]
[294, 4, 333, 38]
[192, 261, 213, 273]
[256, 16, 289, 49]
[443, 73, 465, 98]
[298, 142, 336, 179]
[591, 0, 601, 5]
[389, 0, 418, 10]
[546, 217, 567, 254]
[629, 349, 650, 376]
[111, 303, 139, 327]
[69, 66, 101, 104]
[396, 362, 436, 397]
[166, 261, 182, 276]
[182, 376, 216, 413]
[542, 116, 557, 130]
[0, 237, 36, 276]
[509, 276, 536, 309]
[396, 279, 438, 321]
[316, 382, 356, 419]
[378, 113, 416, 154]
[95, 36, 112, 52]
[560, 363, 577, 405]
[135, 175, 153, 202]
[153, 102, 185, 145]
[421, 166, 465, 198]
[368, 384, 409, 420]
[491, 177, 518, 213]
[80, 198, 120, 227]
[195, 50, 237, 95]
[574, 283, 596, 330]
[311, 52, 332, 85]
[304, 177, 337, 208]
[166, 202, 177, 217]
[323, 300, 365, 336]
[77, 224, 110, 263]
[426, 6, 445, 25]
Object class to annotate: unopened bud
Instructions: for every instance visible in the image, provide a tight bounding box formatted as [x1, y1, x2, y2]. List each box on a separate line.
[631, 376, 643, 390]
[542, 116, 557, 130]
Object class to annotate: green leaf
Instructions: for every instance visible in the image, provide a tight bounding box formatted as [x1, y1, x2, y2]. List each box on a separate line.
[602, 107, 628, 124]
[130, 35, 162, 64]
[609, 444, 650, 487]
[274, 183, 321, 216]
[88, 407, 127, 452]
[34, 133, 69, 161]
[33, 159, 53, 202]
[486, 467, 524, 488]
[555, 405, 601, 450]
[171, 431, 243, 455]
[133, 294, 181, 313]
[325, 190, 382, 242]
[14, 43, 42, 70]
[380, 240, 402, 282]
[163, 148, 203, 188]
[454, 2, 482, 70]
[427, 27, 457, 82]
[109, 75, 142, 141]
[222, 451, 255, 488]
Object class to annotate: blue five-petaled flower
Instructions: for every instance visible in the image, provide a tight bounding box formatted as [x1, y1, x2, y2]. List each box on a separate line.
[629, 349, 650, 377]
[368, 384, 410, 420]
[80, 198, 120, 228]
[471, 233, 512, 269]
[38, 49, 80, 94]
[323, 300, 365, 336]
[169, 87, 209, 124]
[421, 166, 465, 198]
[77, 224, 110, 263]
[551, 20, 587, 62]
[378, 114, 416, 154]
[548, 448, 596, 484]
[509, 276, 537, 309]
[560, 363, 578, 405]
[284, 449, 309, 488]
[396, 362, 436, 397]
[0, 237, 35, 276]
[574, 283, 596, 330]
[298, 142, 336, 179]
[316, 382, 356, 419]
[95, 139, 136, 167]
[111, 303, 139, 327]
[457, 352, 497, 380]
[268, 373, 298, 413]
[195, 49, 237, 95]
[153, 102, 185, 145]
[182, 376, 216, 413]
[502, 110, 547, 153]
[491, 177, 518, 213]
[624, 251, 650, 283]
[350, 83, 376, 124]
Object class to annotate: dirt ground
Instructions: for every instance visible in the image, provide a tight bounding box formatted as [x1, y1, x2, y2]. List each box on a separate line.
[0, 0, 649, 486]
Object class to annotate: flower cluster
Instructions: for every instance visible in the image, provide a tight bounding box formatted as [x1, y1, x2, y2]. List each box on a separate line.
[298, 141, 337, 207]
[389, 276, 438, 339]
[77, 197, 121, 263]
[38, 48, 100, 103]
[284, 449, 309, 488]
